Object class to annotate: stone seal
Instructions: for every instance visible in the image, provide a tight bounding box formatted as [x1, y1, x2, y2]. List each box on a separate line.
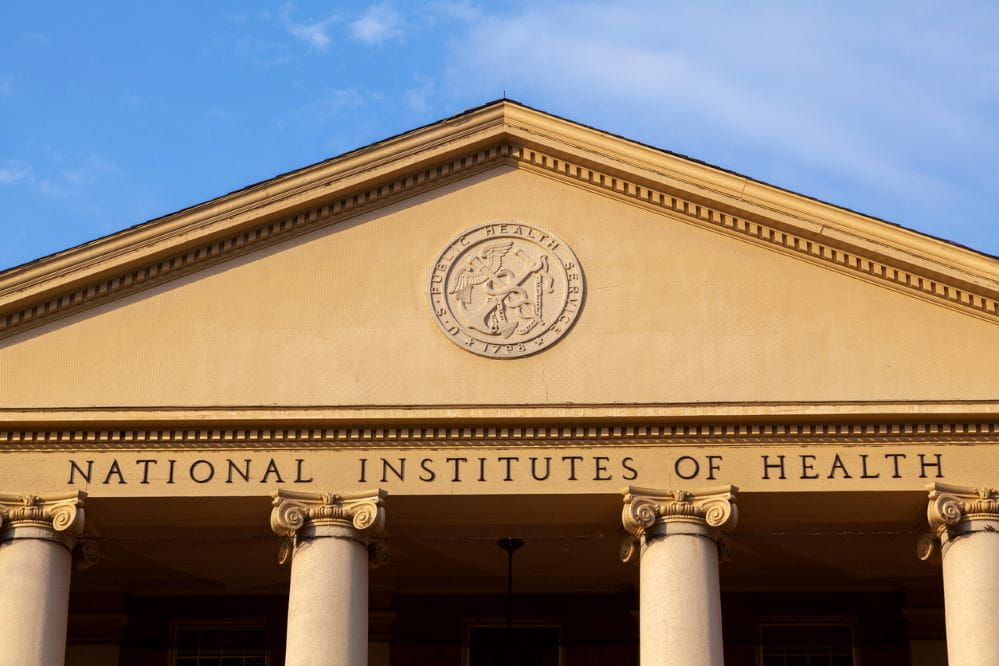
[430, 223, 584, 358]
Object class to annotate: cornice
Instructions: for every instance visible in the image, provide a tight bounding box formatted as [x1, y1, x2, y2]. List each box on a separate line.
[504, 141, 999, 323]
[0, 104, 508, 294]
[500, 104, 999, 282]
[1, 400, 998, 425]
[1, 101, 997, 339]
[0, 141, 514, 338]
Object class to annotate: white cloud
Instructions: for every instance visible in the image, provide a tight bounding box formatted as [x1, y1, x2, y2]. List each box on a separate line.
[24, 31, 50, 46]
[428, 0, 479, 23]
[0, 154, 122, 197]
[404, 78, 435, 114]
[289, 21, 331, 50]
[0, 74, 11, 96]
[350, 4, 404, 45]
[317, 88, 367, 117]
[36, 178, 73, 198]
[442, 2, 999, 212]
[63, 156, 121, 187]
[0, 159, 30, 185]
[280, 2, 339, 51]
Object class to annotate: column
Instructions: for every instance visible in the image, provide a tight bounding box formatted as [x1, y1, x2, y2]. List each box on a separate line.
[271, 489, 387, 666]
[621, 485, 738, 666]
[918, 483, 999, 666]
[0, 491, 86, 666]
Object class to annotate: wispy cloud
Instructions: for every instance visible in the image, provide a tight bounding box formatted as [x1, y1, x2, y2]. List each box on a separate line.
[404, 77, 435, 114]
[350, 3, 404, 45]
[0, 154, 122, 197]
[442, 2, 999, 213]
[0, 75, 11, 96]
[0, 159, 30, 185]
[222, 33, 293, 67]
[315, 88, 368, 118]
[280, 2, 339, 51]
[23, 31, 51, 46]
[62, 156, 121, 187]
[428, 0, 479, 23]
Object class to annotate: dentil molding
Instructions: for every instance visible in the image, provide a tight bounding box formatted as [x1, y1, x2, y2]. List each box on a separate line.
[1, 419, 997, 451]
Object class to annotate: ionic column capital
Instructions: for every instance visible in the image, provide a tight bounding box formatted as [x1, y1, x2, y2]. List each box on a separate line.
[622, 485, 738, 548]
[271, 489, 387, 564]
[919, 482, 999, 560]
[0, 491, 86, 549]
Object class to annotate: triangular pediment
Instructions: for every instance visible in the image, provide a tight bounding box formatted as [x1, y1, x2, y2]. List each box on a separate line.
[1, 101, 997, 419]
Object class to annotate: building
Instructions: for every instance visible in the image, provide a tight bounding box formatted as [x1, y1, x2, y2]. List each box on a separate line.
[0, 100, 997, 666]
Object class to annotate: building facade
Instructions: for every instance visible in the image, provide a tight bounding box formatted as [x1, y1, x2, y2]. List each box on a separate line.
[1, 100, 997, 665]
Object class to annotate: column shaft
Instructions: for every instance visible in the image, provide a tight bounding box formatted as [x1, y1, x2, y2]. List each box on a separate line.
[641, 528, 723, 666]
[922, 483, 999, 666]
[271, 489, 386, 666]
[0, 529, 73, 666]
[941, 526, 999, 665]
[0, 492, 85, 666]
[285, 527, 369, 665]
[622, 486, 737, 666]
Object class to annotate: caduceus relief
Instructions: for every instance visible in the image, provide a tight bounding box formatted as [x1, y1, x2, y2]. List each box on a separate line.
[449, 240, 555, 338]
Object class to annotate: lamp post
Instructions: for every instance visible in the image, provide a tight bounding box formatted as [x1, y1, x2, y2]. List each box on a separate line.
[498, 537, 524, 666]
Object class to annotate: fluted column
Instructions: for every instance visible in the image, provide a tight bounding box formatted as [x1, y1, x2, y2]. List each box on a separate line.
[271, 489, 387, 666]
[0, 492, 86, 666]
[918, 483, 999, 666]
[621, 485, 738, 666]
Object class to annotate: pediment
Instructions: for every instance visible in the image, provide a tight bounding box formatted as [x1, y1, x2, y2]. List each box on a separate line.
[1, 101, 997, 419]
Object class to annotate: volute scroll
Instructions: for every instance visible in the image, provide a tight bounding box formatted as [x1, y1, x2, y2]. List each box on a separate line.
[270, 489, 387, 564]
[0, 491, 86, 548]
[620, 486, 738, 563]
[919, 483, 999, 560]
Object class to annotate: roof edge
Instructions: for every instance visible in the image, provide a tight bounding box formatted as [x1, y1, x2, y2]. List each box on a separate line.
[0, 100, 996, 333]
[0, 100, 513, 294]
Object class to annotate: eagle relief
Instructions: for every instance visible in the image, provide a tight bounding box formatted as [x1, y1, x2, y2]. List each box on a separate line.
[430, 223, 584, 358]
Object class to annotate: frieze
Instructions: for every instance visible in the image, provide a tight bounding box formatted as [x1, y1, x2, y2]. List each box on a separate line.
[0, 444, 990, 498]
[57, 451, 949, 489]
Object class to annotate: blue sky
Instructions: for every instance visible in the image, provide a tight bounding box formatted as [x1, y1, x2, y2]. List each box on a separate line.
[1, 1, 997, 271]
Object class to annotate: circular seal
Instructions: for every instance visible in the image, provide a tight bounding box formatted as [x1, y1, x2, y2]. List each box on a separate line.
[429, 222, 584, 358]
